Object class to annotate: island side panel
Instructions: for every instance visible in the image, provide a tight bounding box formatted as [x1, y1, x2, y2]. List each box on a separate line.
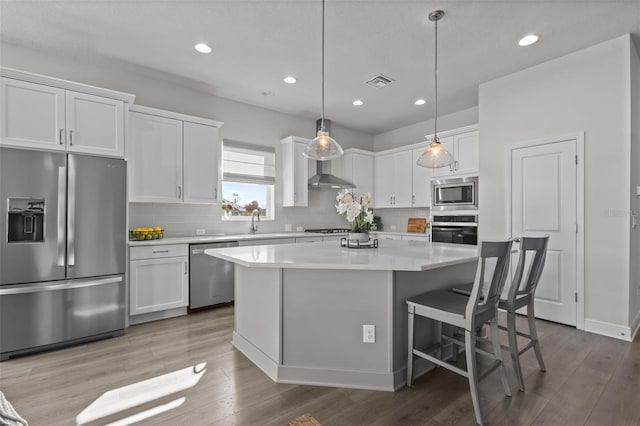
[280, 269, 394, 390]
[393, 261, 478, 380]
[233, 265, 282, 373]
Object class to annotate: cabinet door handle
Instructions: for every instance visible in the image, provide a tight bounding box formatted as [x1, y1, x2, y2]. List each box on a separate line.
[178, 186, 182, 199]
[294, 192, 297, 203]
[69, 130, 74, 146]
[184, 261, 188, 275]
[454, 160, 458, 171]
[152, 250, 169, 254]
[59, 129, 64, 145]
[213, 188, 217, 200]
[412, 195, 415, 205]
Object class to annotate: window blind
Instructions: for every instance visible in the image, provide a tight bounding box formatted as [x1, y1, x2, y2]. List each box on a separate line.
[222, 140, 276, 185]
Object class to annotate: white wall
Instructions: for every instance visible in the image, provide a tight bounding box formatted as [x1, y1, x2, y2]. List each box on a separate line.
[373, 106, 478, 152]
[629, 38, 640, 330]
[0, 42, 374, 235]
[479, 35, 632, 327]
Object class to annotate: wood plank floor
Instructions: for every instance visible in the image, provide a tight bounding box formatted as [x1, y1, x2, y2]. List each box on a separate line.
[1, 306, 638, 426]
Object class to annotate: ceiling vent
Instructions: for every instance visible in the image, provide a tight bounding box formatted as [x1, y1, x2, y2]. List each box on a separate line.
[364, 74, 395, 88]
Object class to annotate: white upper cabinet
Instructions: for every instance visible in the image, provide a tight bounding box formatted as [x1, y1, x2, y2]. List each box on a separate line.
[183, 122, 219, 203]
[1, 78, 66, 151]
[128, 106, 223, 204]
[374, 150, 413, 208]
[65, 91, 124, 157]
[454, 131, 480, 176]
[129, 112, 184, 203]
[0, 70, 133, 157]
[341, 149, 374, 198]
[431, 131, 479, 178]
[412, 147, 432, 207]
[281, 136, 309, 207]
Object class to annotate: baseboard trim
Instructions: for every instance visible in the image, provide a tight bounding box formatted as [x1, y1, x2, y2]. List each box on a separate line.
[278, 365, 396, 392]
[129, 307, 187, 325]
[233, 331, 403, 391]
[232, 332, 278, 381]
[584, 318, 632, 342]
[630, 310, 640, 341]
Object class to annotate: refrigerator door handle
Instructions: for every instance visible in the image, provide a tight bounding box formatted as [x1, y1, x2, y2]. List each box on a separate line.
[67, 165, 76, 267]
[0, 276, 123, 295]
[57, 166, 66, 267]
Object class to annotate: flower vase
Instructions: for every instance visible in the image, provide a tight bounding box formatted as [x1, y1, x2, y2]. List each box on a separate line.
[348, 232, 369, 243]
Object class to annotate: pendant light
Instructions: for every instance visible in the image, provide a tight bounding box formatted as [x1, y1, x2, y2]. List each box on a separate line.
[417, 10, 454, 169]
[302, 0, 344, 161]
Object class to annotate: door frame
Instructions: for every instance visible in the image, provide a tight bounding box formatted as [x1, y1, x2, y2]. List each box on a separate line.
[504, 132, 585, 330]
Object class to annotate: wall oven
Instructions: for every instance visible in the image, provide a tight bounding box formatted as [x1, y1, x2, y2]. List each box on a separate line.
[431, 214, 478, 245]
[431, 177, 478, 211]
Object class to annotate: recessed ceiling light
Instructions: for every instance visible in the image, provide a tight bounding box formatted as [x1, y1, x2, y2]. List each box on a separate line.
[352, 99, 364, 106]
[283, 76, 297, 84]
[194, 43, 212, 54]
[518, 34, 539, 47]
[414, 99, 426, 106]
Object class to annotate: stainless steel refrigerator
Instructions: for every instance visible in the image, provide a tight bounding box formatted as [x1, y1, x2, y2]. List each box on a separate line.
[0, 147, 126, 360]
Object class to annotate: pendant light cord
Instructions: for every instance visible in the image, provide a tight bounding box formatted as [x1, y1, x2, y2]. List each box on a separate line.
[433, 15, 438, 139]
[321, 0, 326, 132]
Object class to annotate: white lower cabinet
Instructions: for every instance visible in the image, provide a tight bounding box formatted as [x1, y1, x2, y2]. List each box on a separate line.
[129, 245, 189, 316]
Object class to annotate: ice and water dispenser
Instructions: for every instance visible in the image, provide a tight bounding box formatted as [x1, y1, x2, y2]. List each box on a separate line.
[7, 198, 45, 243]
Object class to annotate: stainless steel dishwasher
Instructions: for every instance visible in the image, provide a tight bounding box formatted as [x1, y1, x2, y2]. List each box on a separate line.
[189, 241, 239, 310]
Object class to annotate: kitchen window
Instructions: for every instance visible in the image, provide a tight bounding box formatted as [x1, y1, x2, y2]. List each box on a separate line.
[221, 140, 275, 221]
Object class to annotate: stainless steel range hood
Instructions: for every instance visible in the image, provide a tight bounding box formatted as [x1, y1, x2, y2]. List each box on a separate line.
[308, 119, 355, 191]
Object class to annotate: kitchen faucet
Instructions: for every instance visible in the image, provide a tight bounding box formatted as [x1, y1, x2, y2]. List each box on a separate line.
[249, 209, 260, 234]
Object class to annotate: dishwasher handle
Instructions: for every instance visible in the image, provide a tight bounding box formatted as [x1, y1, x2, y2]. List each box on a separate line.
[192, 248, 206, 255]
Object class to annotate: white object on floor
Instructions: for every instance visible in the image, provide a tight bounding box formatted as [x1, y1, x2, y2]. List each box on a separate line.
[0, 391, 28, 426]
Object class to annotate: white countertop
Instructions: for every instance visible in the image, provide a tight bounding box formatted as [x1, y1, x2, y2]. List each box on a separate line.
[128, 232, 334, 246]
[204, 240, 478, 271]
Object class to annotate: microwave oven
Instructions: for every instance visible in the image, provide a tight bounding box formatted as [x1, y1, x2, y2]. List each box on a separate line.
[431, 177, 478, 211]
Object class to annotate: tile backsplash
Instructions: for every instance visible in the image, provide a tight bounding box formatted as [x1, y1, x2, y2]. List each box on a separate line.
[129, 191, 347, 237]
[130, 192, 431, 237]
[374, 207, 430, 233]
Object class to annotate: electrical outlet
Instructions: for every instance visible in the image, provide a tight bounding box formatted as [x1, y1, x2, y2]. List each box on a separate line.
[363, 324, 375, 343]
[196, 229, 206, 235]
[285, 224, 292, 232]
[390, 225, 397, 231]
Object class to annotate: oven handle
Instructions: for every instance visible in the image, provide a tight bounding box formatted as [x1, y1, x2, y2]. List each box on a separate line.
[0, 276, 123, 295]
[431, 222, 478, 227]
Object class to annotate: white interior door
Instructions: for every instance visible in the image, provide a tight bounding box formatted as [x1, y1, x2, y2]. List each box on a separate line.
[511, 139, 577, 326]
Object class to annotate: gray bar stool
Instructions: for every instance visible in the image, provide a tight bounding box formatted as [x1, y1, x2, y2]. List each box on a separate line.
[407, 240, 513, 426]
[453, 236, 550, 392]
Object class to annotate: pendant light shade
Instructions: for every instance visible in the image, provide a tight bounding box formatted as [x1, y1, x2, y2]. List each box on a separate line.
[416, 137, 455, 168]
[303, 126, 344, 161]
[302, 0, 344, 161]
[417, 10, 454, 169]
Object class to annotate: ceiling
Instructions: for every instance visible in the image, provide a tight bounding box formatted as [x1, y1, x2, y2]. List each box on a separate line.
[1, 1, 639, 134]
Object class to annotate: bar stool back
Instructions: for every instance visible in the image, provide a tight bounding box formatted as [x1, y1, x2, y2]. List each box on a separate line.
[501, 235, 550, 391]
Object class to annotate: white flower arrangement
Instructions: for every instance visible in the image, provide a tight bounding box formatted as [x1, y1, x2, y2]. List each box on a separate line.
[335, 190, 376, 233]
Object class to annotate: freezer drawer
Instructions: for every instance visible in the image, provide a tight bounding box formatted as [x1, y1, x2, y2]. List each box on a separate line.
[0, 275, 125, 360]
[189, 242, 238, 309]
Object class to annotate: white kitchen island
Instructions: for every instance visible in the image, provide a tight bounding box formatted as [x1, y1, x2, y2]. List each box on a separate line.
[205, 240, 478, 391]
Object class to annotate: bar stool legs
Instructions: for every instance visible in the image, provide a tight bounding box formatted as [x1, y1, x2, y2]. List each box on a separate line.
[506, 311, 525, 391]
[407, 310, 415, 387]
[465, 329, 483, 425]
[527, 303, 547, 373]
